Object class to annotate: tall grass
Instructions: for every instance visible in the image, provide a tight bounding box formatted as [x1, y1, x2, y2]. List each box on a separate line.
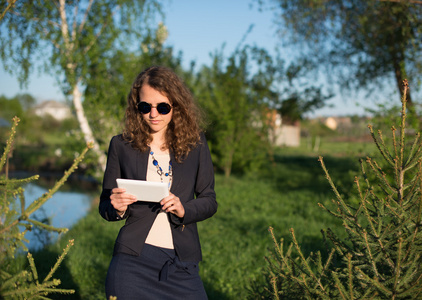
[29, 140, 375, 299]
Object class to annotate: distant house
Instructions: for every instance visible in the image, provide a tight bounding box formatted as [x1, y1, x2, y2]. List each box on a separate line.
[33, 100, 72, 121]
[324, 117, 338, 130]
[266, 109, 300, 147]
[321, 116, 352, 131]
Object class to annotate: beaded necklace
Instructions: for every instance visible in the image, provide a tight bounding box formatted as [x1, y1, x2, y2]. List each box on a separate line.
[150, 151, 172, 189]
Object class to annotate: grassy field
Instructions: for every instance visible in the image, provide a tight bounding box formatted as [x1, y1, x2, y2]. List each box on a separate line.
[30, 139, 378, 299]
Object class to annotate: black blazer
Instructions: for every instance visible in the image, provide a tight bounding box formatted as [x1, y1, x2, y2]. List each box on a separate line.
[99, 133, 217, 262]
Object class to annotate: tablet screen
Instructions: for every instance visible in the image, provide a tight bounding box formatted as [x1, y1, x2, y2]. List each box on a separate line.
[116, 178, 169, 202]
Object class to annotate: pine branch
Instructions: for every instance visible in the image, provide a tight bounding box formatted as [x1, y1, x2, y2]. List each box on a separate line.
[399, 81, 409, 166]
[368, 125, 394, 166]
[362, 229, 382, 280]
[27, 252, 39, 284]
[392, 126, 399, 166]
[0, 117, 19, 173]
[43, 239, 74, 283]
[289, 228, 327, 295]
[402, 173, 420, 206]
[374, 223, 396, 269]
[0, 175, 39, 186]
[0, 270, 31, 291]
[361, 190, 379, 239]
[25, 143, 92, 216]
[347, 253, 354, 300]
[354, 267, 391, 297]
[332, 272, 348, 300]
[271, 276, 280, 300]
[416, 161, 422, 225]
[319, 156, 354, 216]
[353, 176, 367, 219]
[268, 227, 294, 275]
[26, 218, 68, 234]
[403, 133, 422, 169]
[365, 157, 396, 195]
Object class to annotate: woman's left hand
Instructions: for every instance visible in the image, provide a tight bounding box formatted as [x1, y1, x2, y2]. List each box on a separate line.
[161, 192, 185, 218]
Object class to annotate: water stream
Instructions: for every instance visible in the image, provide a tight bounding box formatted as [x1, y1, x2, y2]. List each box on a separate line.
[21, 180, 98, 250]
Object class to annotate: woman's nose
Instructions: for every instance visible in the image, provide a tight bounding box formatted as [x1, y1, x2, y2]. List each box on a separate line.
[149, 107, 159, 117]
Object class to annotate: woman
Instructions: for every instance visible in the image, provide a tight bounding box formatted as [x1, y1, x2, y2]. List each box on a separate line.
[99, 66, 217, 299]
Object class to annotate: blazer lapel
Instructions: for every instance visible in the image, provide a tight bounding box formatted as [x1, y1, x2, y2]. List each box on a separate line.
[169, 152, 181, 194]
[137, 149, 149, 180]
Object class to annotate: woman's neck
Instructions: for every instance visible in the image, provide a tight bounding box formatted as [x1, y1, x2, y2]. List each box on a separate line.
[150, 133, 168, 154]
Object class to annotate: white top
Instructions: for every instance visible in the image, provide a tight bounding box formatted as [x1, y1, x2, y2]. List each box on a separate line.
[144, 153, 174, 249]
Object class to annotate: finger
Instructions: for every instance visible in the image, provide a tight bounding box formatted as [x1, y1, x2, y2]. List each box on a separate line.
[161, 200, 173, 211]
[112, 187, 126, 194]
[160, 194, 173, 204]
[167, 203, 185, 218]
[111, 192, 136, 201]
[111, 193, 137, 210]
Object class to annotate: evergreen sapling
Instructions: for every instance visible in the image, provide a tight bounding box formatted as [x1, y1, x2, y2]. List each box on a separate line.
[263, 81, 422, 299]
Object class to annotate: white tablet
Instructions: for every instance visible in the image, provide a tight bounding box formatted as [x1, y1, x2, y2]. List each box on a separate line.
[116, 178, 169, 202]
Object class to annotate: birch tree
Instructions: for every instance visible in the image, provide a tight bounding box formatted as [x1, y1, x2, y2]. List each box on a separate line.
[0, 0, 17, 21]
[0, 0, 163, 171]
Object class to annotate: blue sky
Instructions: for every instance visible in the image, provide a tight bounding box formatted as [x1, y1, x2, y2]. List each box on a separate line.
[0, 0, 372, 117]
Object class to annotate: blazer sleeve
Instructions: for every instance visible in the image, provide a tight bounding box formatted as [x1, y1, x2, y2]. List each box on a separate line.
[99, 136, 129, 221]
[170, 133, 217, 225]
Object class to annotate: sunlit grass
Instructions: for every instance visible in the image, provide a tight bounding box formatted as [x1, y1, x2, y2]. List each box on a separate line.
[28, 142, 372, 299]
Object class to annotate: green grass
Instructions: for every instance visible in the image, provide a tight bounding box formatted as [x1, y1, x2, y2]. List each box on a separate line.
[28, 141, 372, 300]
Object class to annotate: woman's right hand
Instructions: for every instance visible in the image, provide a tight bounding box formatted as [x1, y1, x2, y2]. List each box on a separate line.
[110, 188, 137, 214]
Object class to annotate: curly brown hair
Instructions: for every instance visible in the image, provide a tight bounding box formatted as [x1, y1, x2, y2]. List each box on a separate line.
[123, 66, 202, 162]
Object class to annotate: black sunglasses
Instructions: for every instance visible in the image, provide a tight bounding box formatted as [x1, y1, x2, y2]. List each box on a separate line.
[137, 102, 172, 115]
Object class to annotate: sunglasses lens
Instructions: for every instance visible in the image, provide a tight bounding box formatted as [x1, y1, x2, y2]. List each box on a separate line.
[137, 102, 151, 114]
[137, 102, 172, 115]
[157, 103, 172, 115]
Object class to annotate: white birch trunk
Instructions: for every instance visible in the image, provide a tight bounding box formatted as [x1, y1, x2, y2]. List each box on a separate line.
[72, 84, 107, 172]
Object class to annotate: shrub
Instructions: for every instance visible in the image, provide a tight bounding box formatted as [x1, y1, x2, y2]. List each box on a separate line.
[258, 81, 422, 299]
[0, 117, 92, 299]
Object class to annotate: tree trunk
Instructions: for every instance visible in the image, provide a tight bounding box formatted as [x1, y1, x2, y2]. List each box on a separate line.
[72, 84, 107, 172]
[392, 53, 412, 105]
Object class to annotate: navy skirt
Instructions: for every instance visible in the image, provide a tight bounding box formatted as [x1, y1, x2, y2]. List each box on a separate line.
[105, 244, 207, 300]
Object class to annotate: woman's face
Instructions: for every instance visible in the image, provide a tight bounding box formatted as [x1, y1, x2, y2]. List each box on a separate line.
[139, 84, 173, 136]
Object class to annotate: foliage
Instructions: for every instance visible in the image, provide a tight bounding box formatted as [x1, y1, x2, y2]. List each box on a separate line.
[366, 100, 422, 136]
[189, 34, 332, 176]
[0, 0, 164, 173]
[0, 94, 25, 121]
[258, 82, 422, 299]
[0, 117, 92, 299]
[0, 0, 163, 87]
[0, 0, 17, 21]
[278, 81, 333, 125]
[260, 0, 422, 103]
[192, 45, 281, 177]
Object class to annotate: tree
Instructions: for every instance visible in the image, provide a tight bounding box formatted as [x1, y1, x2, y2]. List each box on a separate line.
[0, 117, 92, 299]
[0, 0, 17, 21]
[190, 39, 332, 177]
[259, 0, 422, 105]
[0, 95, 23, 121]
[278, 87, 332, 125]
[192, 45, 281, 177]
[0, 0, 163, 172]
[253, 82, 422, 299]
